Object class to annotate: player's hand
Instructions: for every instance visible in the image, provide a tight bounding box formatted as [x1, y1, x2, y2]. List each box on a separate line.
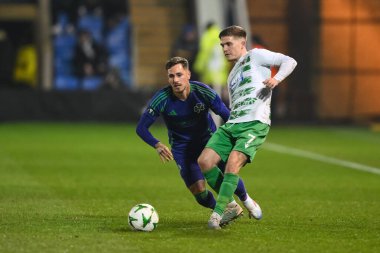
[155, 142, 174, 163]
[263, 78, 279, 90]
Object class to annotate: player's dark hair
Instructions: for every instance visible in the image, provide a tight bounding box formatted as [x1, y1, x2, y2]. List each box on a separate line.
[219, 25, 247, 39]
[165, 57, 189, 70]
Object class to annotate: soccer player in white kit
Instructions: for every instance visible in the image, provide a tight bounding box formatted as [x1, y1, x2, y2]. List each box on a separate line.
[198, 25, 297, 229]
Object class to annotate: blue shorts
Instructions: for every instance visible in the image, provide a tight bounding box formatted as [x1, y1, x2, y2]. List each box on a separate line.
[172, 142, 225, 188]
[175, 158, 204, 187]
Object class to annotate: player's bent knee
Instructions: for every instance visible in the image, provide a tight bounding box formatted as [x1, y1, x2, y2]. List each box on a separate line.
[198, 149, 216, 171]
[189, 180, 206, 194]
[197, 155, 208, 171]
[198, 158, 215, 173]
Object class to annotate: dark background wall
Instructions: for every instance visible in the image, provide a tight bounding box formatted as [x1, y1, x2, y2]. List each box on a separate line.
[0, 89, 150, 122]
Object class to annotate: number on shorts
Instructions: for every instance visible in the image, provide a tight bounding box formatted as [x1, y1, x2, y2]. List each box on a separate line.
[245, 134, 256, 148]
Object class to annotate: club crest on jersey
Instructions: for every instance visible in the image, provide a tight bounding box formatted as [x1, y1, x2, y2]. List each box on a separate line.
[194, 103, 205, 113]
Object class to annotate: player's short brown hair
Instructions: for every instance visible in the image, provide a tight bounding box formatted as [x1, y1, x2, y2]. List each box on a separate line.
[165, 57, 189, 70]
[219, 25, 247, 39]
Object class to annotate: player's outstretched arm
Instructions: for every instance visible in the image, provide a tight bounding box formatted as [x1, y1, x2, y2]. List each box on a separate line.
[136, 113, 173, 163]
[136, 112, 160, 147]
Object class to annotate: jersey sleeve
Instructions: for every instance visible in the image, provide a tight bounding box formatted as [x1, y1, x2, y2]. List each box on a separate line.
[136, 111, 160, 148]
[135, 90, 167, 148]
[252, 48, 297, 82]
[210, 93, 230, 122]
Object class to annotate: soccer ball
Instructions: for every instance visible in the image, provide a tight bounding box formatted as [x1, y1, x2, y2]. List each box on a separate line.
[128, 203, 159, 231]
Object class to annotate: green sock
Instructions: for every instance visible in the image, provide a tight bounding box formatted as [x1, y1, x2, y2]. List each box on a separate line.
[203, 166, 224, 193]
[214, 173, 239, 215]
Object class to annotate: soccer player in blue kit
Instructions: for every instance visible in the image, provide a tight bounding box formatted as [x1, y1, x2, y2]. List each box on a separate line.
[136, 57, 260, 226]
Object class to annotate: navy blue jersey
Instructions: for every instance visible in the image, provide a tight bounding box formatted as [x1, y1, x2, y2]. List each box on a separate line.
[136, 81, 230, 152]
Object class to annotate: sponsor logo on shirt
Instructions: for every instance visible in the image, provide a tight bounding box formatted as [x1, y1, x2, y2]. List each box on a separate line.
[168, 110, 177, 116]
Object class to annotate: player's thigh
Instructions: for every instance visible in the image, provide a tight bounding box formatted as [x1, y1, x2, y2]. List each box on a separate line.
[232, 121, 270, 163]
[205, 124, 234, 162]
[198, 147, 221, 171]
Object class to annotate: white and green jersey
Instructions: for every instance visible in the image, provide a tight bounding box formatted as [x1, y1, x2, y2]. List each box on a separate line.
[227, 48, 297, 125]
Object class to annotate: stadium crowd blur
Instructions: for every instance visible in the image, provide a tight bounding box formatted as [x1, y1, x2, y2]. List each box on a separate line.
[170, 22, 232, 110]
[52, 0, 132, 90]
[0, 0, 132, 91]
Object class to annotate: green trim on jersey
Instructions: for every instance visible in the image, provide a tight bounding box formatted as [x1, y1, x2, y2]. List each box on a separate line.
[190, 82, 216, 100]
[205, 121, 270, 163]
[229, 109, 250, 120]
[238, 76, 252, 88]
[242, 65, 251, 72]
[150, 88, 170, 111]
[232, 97, 257, 111]
[231, 87, 256, 101]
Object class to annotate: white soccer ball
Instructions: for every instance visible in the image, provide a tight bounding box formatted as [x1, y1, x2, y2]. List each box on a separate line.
[128, 203, 159, 232]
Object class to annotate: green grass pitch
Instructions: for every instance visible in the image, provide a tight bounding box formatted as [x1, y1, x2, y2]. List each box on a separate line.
[0, 123, 379, 252]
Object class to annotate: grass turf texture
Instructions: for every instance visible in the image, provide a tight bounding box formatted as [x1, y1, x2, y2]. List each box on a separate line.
[0, 123, 379, 252]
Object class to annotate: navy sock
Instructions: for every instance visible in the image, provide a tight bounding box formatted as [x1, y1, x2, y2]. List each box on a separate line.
[234, 178, 248, 201]
[194, 189, 216, 209]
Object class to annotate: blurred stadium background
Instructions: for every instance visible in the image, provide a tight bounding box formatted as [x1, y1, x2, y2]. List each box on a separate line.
[0, 0, 379, 125]
[1, 1, 380, 252]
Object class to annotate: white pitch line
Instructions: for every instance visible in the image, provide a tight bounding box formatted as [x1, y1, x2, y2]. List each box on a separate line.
[263, 143, 380, 176]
